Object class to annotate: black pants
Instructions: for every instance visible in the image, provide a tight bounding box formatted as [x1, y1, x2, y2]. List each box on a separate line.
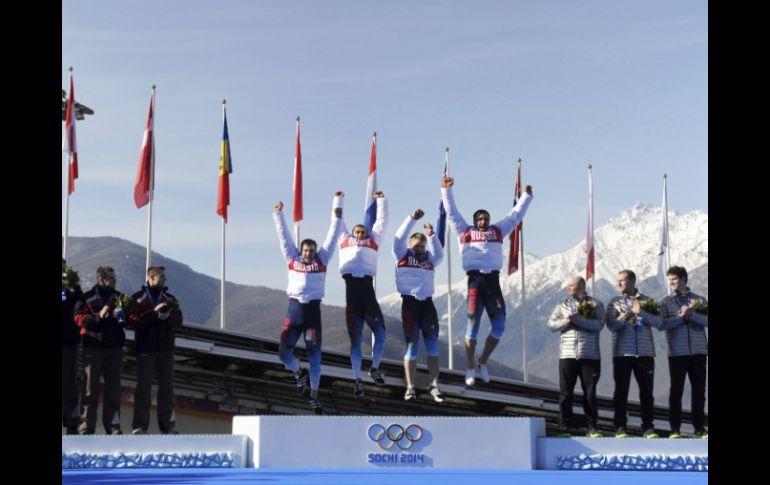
[80, 346, 124, 433]
[669, 354, 707, 432]
[343, 274, 385, 332]
[559, 358, 601, 430]
[133, 351, 175, 432]
[613, 356, 655, 430]
[62, 344, 80, 429]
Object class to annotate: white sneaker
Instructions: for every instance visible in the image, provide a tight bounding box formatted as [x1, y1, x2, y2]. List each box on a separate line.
[478, 363, 490, 383]
[465, 369, 476, 386]
[430, 386, 445, 403]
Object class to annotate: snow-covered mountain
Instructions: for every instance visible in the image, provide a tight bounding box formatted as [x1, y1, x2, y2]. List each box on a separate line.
[380, 203, 708, 406]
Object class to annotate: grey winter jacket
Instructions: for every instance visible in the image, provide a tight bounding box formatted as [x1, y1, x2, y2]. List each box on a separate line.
[548, 296, 606, 359]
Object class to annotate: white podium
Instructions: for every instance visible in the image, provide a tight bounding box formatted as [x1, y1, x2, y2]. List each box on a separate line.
[232, 415, 546, 469]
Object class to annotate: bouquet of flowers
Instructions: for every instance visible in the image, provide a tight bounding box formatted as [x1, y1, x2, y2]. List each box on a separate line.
[166, 298, 181, 315]
[114, 293, 135, 325]
[577, 299, 595, 318]
[62, 267, 80, 289]
[640, 298, 661, 315]
[692, 300, 708, 315]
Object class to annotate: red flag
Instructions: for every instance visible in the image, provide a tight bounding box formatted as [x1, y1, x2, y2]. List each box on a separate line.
[507, 162, 522, 275]
[134, 90, 155, 208]
[586, 166, 595, 280]
[293, 117, 303, 223]
[63, 70, 78, 195]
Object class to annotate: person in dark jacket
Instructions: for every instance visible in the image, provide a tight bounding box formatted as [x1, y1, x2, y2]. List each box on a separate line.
[606, 270, 663, 439]
[74, 266, 126, 435]
[129, 265, 183, 434]
[658, 265, 708, 439]
[62, 258, 84, 435]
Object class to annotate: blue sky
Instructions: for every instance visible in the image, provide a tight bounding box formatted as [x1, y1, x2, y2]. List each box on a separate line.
[62, 0, 707, 306]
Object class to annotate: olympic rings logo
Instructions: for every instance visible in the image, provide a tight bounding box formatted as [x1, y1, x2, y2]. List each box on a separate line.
[367, 423, 424, 450]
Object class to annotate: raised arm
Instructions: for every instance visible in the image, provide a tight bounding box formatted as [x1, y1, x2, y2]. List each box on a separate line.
[494, 186, 533, 236]
[273, 201, 298, 263]
[425, 222, 444, 267]
[318, 192, 345, 265]
[440, 179, 469, 234]
[370, 192, 388, 242]
[392, 214, 417, 260]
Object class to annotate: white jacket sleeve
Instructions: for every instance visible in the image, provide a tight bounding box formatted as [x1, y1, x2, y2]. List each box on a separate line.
[273, 210, 298, 263]
[318, 195, 344, 265]
[371, 197, 388, 243]
[427, 231, 444, 267]
[494, 192, 533, 236]
[441, 186, 469, 235]
[392, 215, 415, 260]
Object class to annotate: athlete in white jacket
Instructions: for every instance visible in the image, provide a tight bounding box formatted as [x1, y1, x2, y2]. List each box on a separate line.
[392, 208, 445, 402]
[338, 191, 388, 398]
[441, 175, 533, 386]
[273, 192, 344, 414]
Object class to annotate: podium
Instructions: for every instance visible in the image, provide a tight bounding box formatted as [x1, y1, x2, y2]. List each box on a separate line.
[232, 415, 545, 469]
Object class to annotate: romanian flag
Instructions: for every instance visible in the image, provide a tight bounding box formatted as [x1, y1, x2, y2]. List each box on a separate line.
[217, 105, 233, 222]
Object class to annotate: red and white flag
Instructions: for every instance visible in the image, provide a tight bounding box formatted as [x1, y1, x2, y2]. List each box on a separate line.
[507, 161, 523, 275]
[63, 70, 78, 195]
[134, 90, 155, 208]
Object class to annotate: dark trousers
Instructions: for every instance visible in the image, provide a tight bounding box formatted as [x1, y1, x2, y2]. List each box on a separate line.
[613, 356, 655, 430]
[133, 351, 175, 432]
[401, 296, 440, 358]
[343, 275, 385, 335]
[669, 354, 707, 432]
[279, 299, 323, 389]
[80, 346, 124, 433]
[465, 271, 506, 340]
[343, 275, 386, 372]
[62, 344, 80, 429]
[559, 358, 601, 430]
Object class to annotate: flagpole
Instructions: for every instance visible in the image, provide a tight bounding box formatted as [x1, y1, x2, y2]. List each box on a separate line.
[588, 164, 595, 296]
[221, 99, 227, 330]
[371, 132, 377, 295]
[445, 147, 454, 371]
[663, 174, 671, 296]
[518, 158, 528, 383]
[145, 85, 156, 272]
[294, 116, 301, 245]
[221, 215, 226, 329]
[63, 157, 71, 260]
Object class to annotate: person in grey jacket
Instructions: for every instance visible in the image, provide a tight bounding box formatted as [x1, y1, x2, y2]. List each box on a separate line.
[606, 270, 663, 439]
[658, 265, 708, 439]
[548, 276, 606, 437]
